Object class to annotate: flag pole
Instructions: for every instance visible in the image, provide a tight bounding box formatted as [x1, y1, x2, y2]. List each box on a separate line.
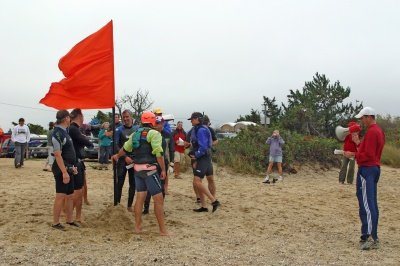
[112, 107, 118, 205]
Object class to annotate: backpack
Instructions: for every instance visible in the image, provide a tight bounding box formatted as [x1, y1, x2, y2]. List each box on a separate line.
[132, 127, 149, 149]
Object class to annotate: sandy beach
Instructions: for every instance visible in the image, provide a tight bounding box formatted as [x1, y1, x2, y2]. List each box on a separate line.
[0, 158, 399, 265]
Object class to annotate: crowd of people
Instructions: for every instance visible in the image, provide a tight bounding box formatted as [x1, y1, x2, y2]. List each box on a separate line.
[9, 105, 385, 249]
[43, 108, 220, 236]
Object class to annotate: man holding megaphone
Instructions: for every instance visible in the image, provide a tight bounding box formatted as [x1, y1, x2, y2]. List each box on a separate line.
[338, 121, 360, 185]
[343, 107, 385, 250]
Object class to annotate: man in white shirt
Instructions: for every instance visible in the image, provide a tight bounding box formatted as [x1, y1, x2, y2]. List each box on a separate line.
[11, 118, 30, 168]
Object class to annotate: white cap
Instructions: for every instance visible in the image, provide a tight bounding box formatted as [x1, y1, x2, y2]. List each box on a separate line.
[355, 107, 376, 118]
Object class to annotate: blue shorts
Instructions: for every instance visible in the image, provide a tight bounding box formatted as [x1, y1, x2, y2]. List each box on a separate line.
[135, 170, 163, 196]
[269, 155, 282, 163]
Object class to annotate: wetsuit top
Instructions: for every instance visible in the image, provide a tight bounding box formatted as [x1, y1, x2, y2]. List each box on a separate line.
[52, 125, 76, 165]
[190, 125, 212, 159]
[69, 122, 94, 160]
[115, 124, 138, 159]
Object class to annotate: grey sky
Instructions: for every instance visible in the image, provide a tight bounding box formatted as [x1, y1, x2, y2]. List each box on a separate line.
[1, 0, 399, 131]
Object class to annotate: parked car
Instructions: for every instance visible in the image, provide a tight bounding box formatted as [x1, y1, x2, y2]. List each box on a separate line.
[0, 138, 15, 158]
[84, 137, 99, 159]
[30, 141, 49, 158]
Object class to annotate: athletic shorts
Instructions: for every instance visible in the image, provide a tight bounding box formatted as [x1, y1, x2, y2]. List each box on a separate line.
[135, 170, 163, 196]
[174, 151, 185, 164]
[192, 156, 213, 179]
[52, 165, 74, 195]
[269, 155, 282, 163]
[73, 161, 85, 190]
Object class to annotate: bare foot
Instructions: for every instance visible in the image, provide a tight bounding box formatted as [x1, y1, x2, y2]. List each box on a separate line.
[160, 230, 173, 236]
[134, 225, 142, 233]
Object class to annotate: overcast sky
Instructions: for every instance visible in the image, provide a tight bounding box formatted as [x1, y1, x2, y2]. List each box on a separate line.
[1, 0, 399, 131]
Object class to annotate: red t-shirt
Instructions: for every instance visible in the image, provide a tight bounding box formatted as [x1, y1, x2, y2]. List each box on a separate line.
[172, 129, 186, 153]
[356, 124, 385, 167]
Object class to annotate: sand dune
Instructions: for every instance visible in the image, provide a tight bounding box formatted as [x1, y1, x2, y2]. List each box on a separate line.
[0, 158, 399, 265]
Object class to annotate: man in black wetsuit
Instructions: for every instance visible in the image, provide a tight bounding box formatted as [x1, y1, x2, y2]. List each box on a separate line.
[69, 108, 94, 223]
[114, 110, 138, 211]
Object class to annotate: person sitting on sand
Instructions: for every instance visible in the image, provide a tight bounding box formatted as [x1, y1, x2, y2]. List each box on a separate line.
[112, 111, 170, 236]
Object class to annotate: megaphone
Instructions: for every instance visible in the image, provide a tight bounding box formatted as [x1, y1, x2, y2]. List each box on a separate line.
[335, 124, 361, 141]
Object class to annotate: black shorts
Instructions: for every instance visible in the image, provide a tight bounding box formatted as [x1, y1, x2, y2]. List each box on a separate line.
[53, 165, 74, 195]
[192, 156, 213, 179]
[73, 161, 85, 190]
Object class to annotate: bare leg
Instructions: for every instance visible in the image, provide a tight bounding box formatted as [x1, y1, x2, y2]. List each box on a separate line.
[206, 175, 216, 198]
[73, 189, 83, 222]
[193, 177, 200, 200]
[134, 191, 147, 233]
[153, 193, 170, 236]
[174, 162, 180, 177]
[83, 173, 90, 205]
[277, 162, 283, 176]
[267, 162, 274, 175]
[65, 194, 74, 223]
[53, 193, 66, 225]
[193, 176, 215, 205]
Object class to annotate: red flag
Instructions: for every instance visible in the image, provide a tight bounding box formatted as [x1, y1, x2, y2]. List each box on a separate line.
[40, 21, 115, 109]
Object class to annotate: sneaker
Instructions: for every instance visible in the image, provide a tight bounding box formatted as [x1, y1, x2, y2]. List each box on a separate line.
[278, 176, 283, 181]
[193, 207, 208, 212]
[272, 178, 277, 184]
[262, 175, 269, 183]
[52, 223, 65, 231]
[211, 200, 221, 213]
[263, 180, 271, 184]
[360, 239, 380, 250]
[66, 221, 81, 227]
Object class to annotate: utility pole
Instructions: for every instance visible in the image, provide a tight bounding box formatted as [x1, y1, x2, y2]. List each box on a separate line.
[262, 102, 268, 129]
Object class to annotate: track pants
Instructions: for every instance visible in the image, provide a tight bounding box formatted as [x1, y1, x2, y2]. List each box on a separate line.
[356, 166, 380, 241]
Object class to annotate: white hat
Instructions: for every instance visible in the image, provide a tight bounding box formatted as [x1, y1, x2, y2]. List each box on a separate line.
[355, 107, 376, 118]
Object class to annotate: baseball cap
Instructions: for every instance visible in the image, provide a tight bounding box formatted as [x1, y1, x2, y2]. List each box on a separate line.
[355, 107, 376, 118]
[188, 112, 203, 120]
[56, 110, 70, 120]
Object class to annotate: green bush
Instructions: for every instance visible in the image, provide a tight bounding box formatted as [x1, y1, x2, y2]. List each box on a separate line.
[214, 126, 341, 174]
[381, 143, 400, 168]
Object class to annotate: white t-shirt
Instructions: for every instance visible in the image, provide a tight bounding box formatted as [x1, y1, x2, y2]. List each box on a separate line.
[11, 125, 31, 143]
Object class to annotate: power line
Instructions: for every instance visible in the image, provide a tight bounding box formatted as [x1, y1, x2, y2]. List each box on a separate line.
[0, 102, 55, 112]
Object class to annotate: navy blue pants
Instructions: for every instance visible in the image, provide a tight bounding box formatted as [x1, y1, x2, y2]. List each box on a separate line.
[356, 166, 380, 241]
